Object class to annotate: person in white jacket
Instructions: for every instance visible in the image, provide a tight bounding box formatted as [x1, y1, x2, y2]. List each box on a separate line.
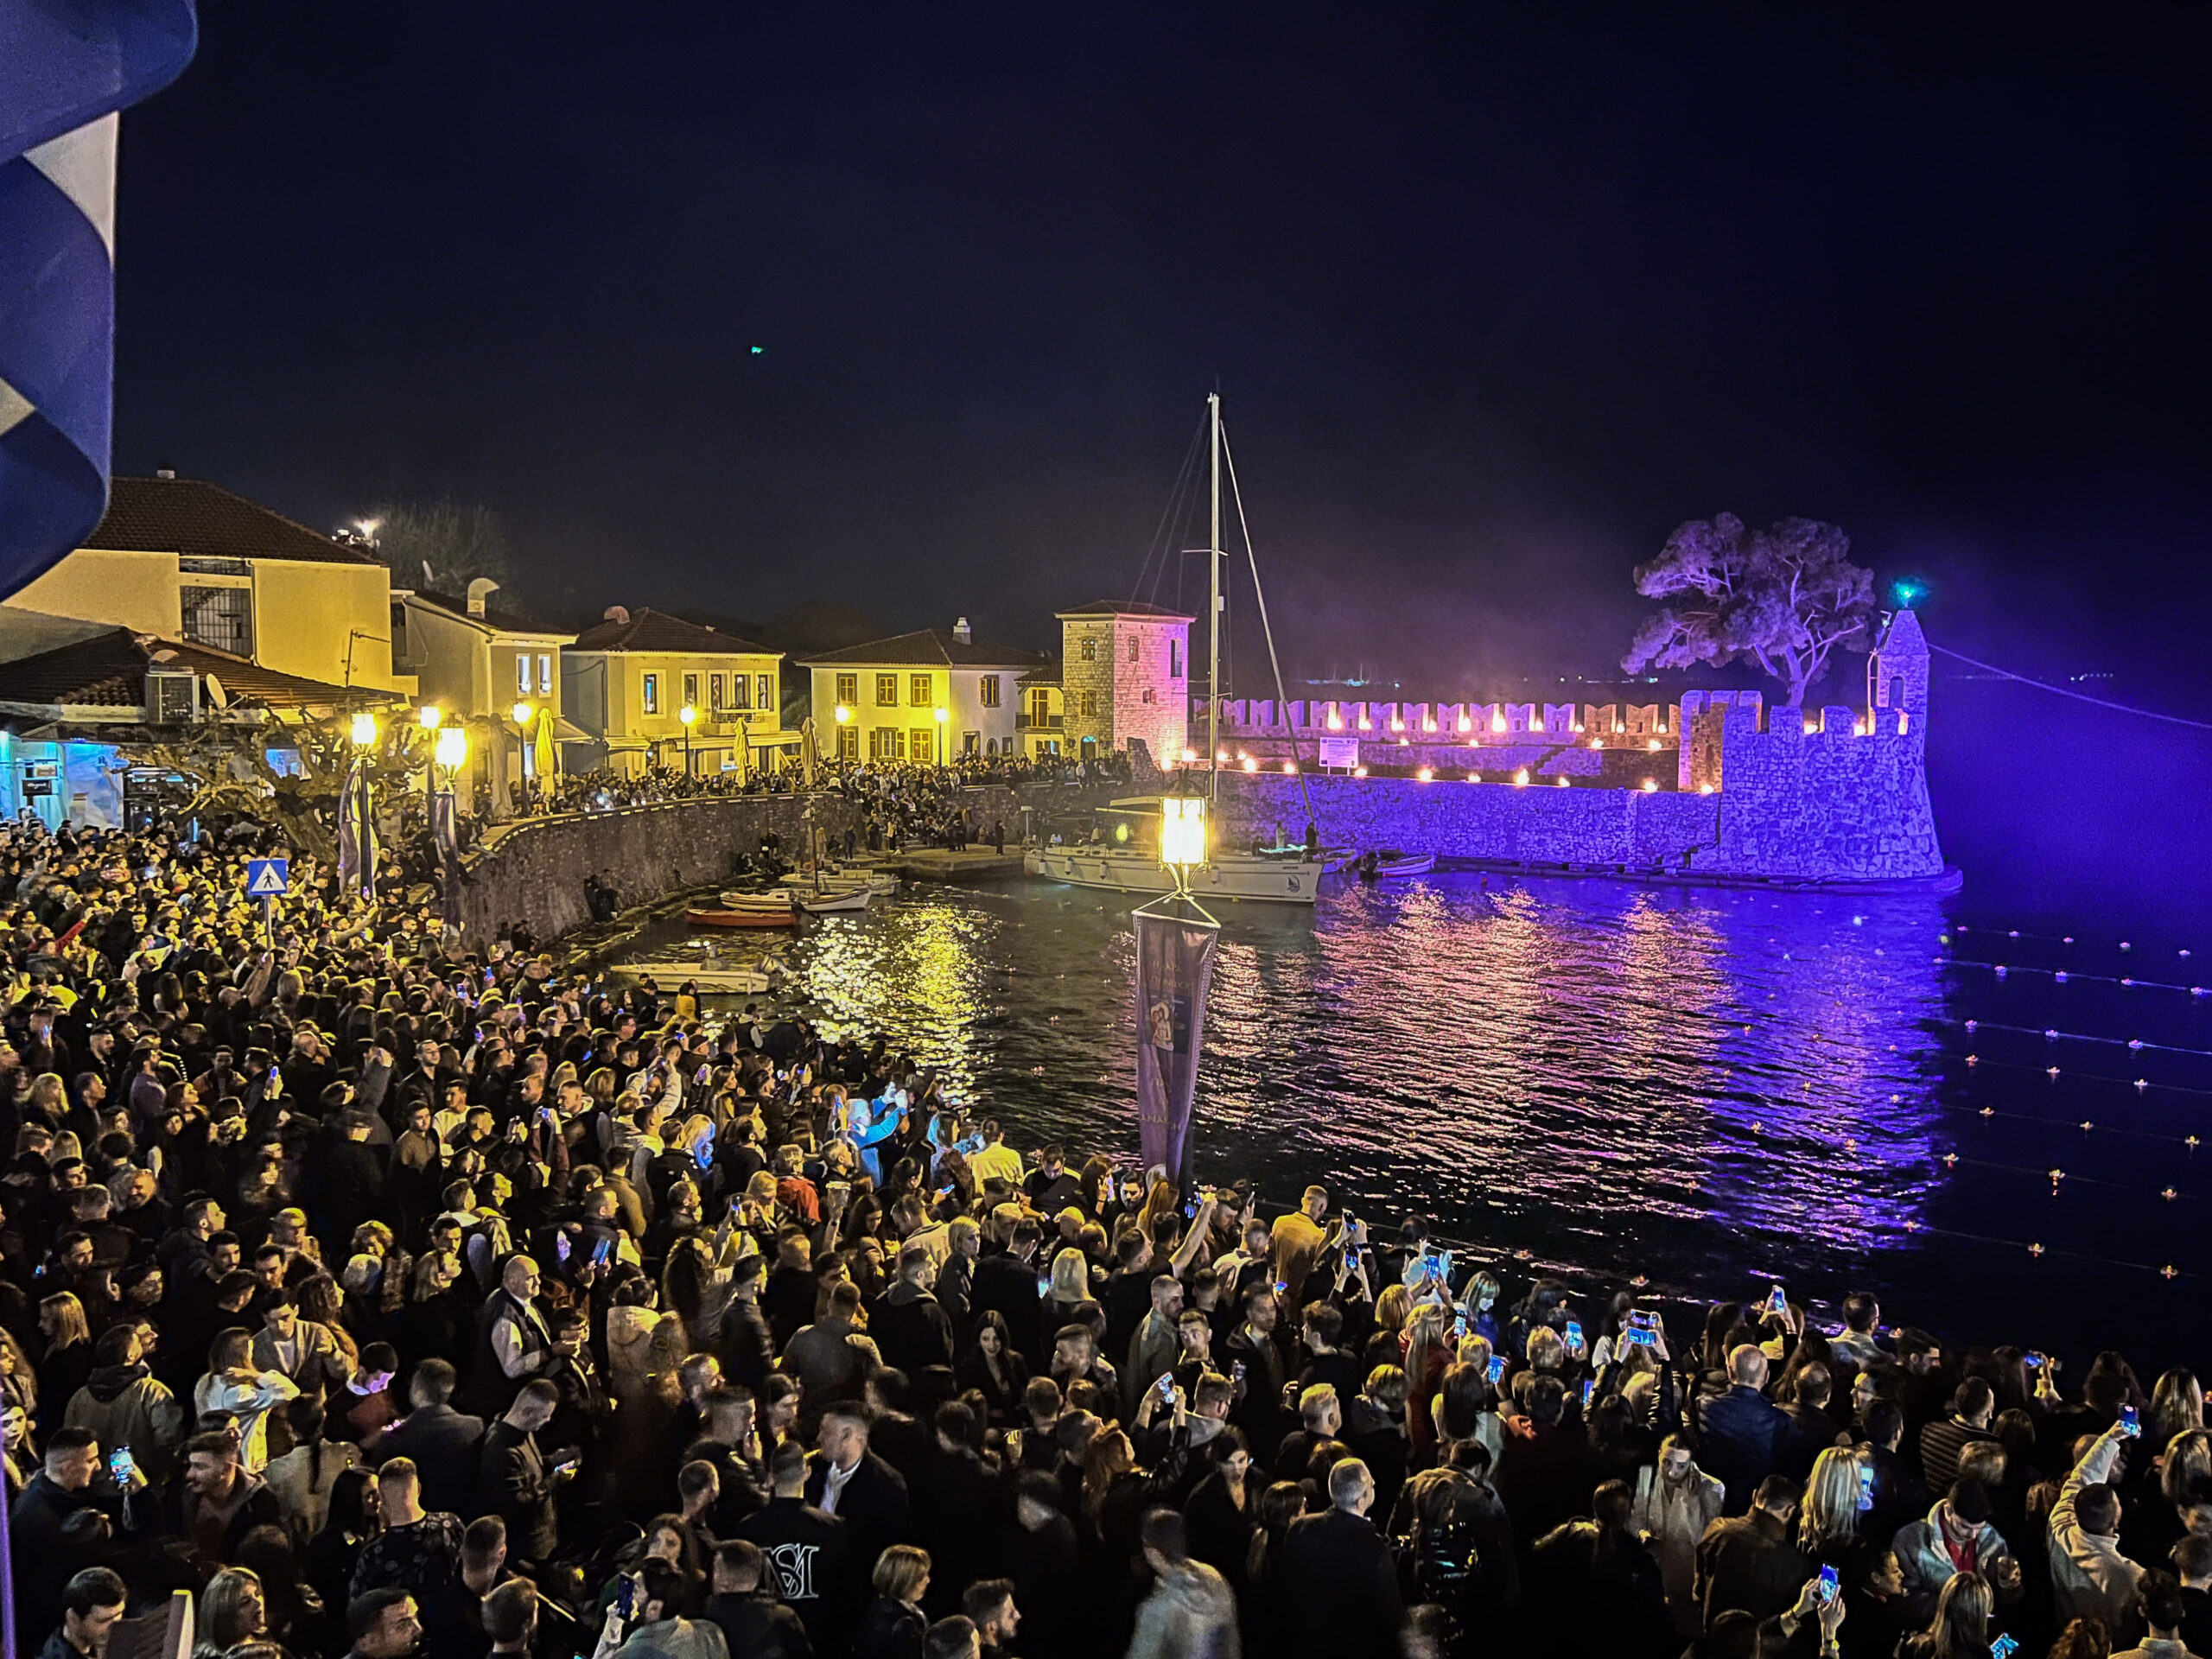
[2048, 1420, 2147, 1633]
[1631, 1435, 1726, 1636]
[192, 1327, 300, 1474]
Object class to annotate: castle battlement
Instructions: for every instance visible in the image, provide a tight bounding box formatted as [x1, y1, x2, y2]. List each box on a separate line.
[1200, 610, 1946, 887]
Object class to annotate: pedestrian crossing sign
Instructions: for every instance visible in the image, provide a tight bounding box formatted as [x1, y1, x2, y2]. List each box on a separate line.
[245, 858, 289, 897]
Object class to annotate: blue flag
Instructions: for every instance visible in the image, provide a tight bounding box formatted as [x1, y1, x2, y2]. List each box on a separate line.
[0, 1, 197, 598]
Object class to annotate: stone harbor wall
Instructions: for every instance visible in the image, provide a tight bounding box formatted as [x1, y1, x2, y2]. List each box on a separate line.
[457, 780, 1116, 943]
[1211, 700, 1946, 885]
[1214, 773, 1722, 870]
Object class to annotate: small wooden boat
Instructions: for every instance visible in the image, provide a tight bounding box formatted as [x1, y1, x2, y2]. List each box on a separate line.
[795, 885, 872, 915]
[687, 906, 798, 929]
[776, 869, 897, 894]
[611, 960, 773, 993]
[717, 890, 798, 911]
[1358, 850, 1436, 880]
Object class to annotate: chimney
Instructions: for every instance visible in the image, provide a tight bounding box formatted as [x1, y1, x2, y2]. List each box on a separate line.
[952, 617, 972, 645]
[466, 576, 500, 617]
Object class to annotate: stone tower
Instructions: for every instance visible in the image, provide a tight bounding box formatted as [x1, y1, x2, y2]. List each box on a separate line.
[1868, 607, 1931, 735]
[1056, 600, 1193, 766]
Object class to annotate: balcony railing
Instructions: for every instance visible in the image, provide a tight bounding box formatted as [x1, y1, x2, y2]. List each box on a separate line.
[1015, 713, 1064, 730]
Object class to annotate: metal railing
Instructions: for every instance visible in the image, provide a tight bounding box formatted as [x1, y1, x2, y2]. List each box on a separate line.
[1015, 713, 1064, 730]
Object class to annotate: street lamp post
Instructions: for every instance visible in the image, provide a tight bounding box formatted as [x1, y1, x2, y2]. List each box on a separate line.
[679, 703, 697, 776]
[833, 702, 851, 767]
[430, 724, 470, 937]
[933, 704, 949, 766]
[416, 704, 442, 798]
[511, 701, 534, 813]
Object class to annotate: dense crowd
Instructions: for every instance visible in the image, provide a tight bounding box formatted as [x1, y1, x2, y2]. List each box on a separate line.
[4, 813, 2207, 1659]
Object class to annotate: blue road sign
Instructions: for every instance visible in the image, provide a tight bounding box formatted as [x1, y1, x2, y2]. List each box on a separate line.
[245, 857, 289, 897]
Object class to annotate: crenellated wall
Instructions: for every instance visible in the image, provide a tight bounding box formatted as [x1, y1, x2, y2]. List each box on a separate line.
[1203, 612, 1947, 886]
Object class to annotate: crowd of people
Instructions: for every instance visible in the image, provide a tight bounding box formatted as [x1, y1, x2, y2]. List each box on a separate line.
[3, 811, 2208, 1659]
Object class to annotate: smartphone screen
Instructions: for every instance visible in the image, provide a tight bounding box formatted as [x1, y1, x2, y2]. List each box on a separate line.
[2120, 1404, 2142, 1436]
[109, 1447, 135, 1481]
[556, 1233, 571, 1263]
[1230, 1360, 1247, 1385]
[592, 1236, 613, 1266]
[1036, 1278, 1052, 1300]
[1155, 1374, 1175, 1402]
[1768, 1284, 1789, 1315]
[1487, 1354, 1505, 1384]
[1817, 1564, 1840, 1605]
[1991, 1637, 2019, 1659]
[1564, 1319, 1583, 1349]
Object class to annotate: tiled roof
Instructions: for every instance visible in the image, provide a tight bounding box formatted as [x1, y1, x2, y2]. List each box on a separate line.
[1018, 662, 1062, 686]
[0, 629, 391, 710]
[86, 477, 377, 565]
[569, 607, 778, 656]
[1055, 599, 1195, 620]
[409, 589, 572, 639]
[799, 629, 1048, 669]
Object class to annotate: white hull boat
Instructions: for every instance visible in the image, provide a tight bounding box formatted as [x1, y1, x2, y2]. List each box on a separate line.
[611, 961, 774, 993]
[1025, 846, 1323, 905]
[775, 870, 897, 894]
[796, 885, 873, 914]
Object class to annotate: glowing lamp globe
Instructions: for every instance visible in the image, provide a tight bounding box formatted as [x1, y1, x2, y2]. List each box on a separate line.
[1646, 738, 1661, 752]
[348, 712, 378, 747]
[1415, 766, 1433, 782]
[1281, 761, 1297, 775]
[1555, 776, 1569, 787]
[512, 701, 535, 726]
[434, 727, 469, 770]
[678, 704, 697, 728]
[1240, 755, 1257, 773]
[1512, 769, 1529, 786]
[1352, 765, 1369, 778]
[932, 707, 949, 724]
[417, 704, 444, 730]
[1465, 772, 1481, 783]
[833, 705, 852, 725]
[1159, 796, 1206, 869]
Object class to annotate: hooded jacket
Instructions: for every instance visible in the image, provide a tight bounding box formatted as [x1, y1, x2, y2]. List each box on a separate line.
[65, 1363, 185, 1482]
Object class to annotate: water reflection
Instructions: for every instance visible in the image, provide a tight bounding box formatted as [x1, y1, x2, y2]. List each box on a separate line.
[750, 877, 1954, 1294]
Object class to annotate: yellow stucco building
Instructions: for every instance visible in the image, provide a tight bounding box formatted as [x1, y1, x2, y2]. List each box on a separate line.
[802, 619, 1049, 765]
[4, 474, 414, 696]
[561, 607, 795, 776]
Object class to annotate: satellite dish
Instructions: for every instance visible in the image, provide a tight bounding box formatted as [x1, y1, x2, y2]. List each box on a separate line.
[603, 605, 632, 625]
[204, 674, 229, 709]
[148, 648, 177, 663]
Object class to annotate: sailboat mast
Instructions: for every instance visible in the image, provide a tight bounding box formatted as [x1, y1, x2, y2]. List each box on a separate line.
[1207, 391, 1221, 803]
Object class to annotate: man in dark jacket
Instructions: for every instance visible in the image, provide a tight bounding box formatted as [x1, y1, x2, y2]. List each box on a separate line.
[476, 1380, 565, 1568]
[1695, 1345, 1789, 1514]
[740, 1440, 850, 1656]
[805, 1402, 912, 1584]
[1494, 1377, 1600, 1548]
[375, 1358, 486, 1517]
[1917, 1376, 1999, 1496]
[171, 1429, 283, 1575]
[704, 1538, 812, 1659]
[1694, 1473, 1809, 1628]
[969, 1220, 1044, 1367]
[715, 1255, 776, 1392]
[1279, 1458, 1404, 1659]
[10, 1432, 126, 1646]
[869, 1243, 955, 1377]
[36, 1566, 128, 1659]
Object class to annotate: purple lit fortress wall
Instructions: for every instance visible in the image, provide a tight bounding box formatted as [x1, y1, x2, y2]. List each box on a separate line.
[1210, 611, 1945, 886]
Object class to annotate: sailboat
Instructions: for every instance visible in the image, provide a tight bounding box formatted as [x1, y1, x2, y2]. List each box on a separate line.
[1025, 393, 1325, 906]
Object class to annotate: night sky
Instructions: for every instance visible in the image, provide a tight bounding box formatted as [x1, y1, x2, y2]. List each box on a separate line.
[111, 5, 2212, 698]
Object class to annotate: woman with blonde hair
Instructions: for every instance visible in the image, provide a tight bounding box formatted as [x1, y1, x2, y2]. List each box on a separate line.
[1042, 1245, 1097, 1333]
[852, 1544, 930, 1658]
[194, 1328, 298, 1473]
[27, 1071, 66, 1121]
[1367, 1281, 1414, 1370]
[1896, 1568, 1993, 1659]
[1798, 1446, 1866, 1554]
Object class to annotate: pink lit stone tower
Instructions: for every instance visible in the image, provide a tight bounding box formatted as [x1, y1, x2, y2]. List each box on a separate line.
[1056, 601, 1194, 765]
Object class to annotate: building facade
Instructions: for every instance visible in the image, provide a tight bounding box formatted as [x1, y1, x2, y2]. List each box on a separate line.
[561, 607, 793, 776]
[802, 620, 1048, 764]
[4, 475, 415, 696]
[1055, 600, 1192, 763]
[393, 581, 578, 806]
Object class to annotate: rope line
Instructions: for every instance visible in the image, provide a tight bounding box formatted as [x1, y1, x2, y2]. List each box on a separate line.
[1930, 643, 2212, 733]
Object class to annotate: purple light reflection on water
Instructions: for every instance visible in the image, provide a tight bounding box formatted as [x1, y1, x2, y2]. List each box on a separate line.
[648, 874, 2211, 1360]
[751, 876, 1954, 1294]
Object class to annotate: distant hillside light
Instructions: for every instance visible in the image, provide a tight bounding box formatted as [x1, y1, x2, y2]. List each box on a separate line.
[1894, 580, 1926, 605]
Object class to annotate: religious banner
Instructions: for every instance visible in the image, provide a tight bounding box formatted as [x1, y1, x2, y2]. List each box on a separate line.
[335, 760, 378, 898]
[1132, 895, 1220, 1180]
[431, 785, 462, 931]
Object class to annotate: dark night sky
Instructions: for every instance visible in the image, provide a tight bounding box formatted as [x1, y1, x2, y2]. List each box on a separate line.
[111, 3, 2212, 696]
